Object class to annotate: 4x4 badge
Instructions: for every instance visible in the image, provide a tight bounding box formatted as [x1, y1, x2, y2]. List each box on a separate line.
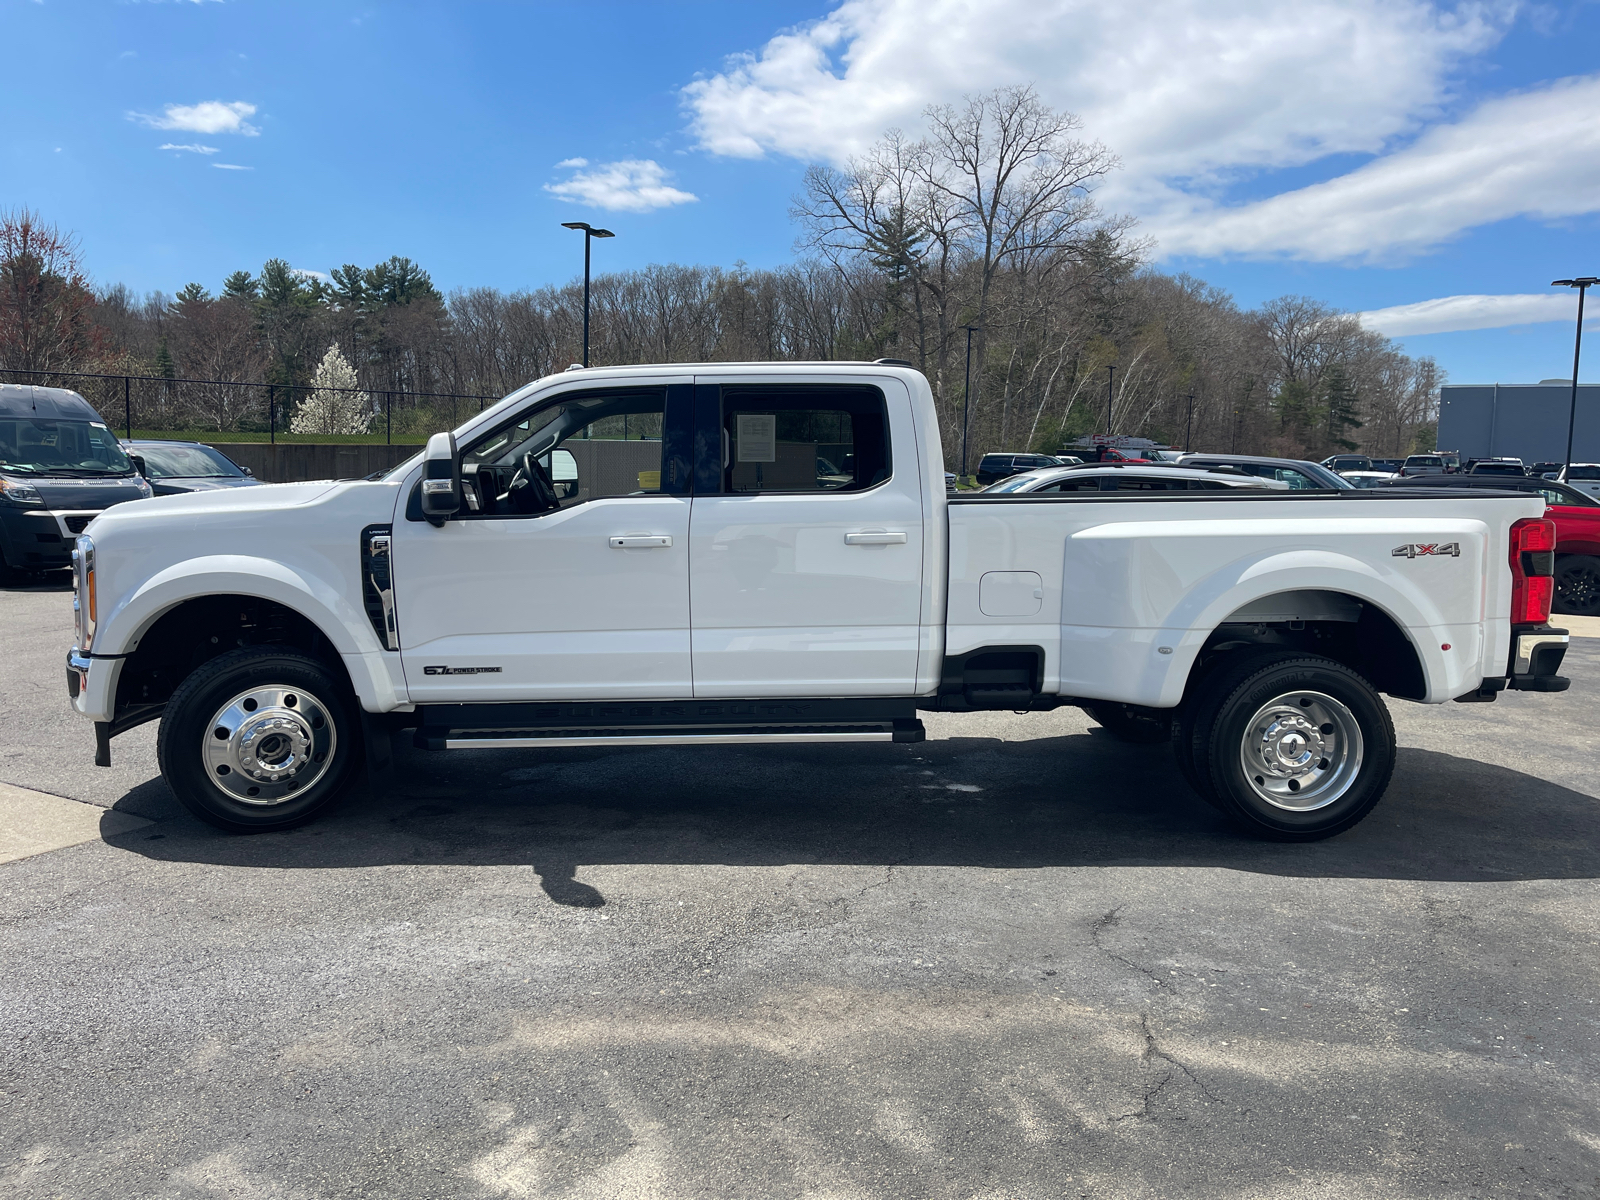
[1392, 543, 1460, 558]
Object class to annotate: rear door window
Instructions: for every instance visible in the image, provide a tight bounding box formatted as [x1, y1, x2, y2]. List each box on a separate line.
[719, 387, 889, 493]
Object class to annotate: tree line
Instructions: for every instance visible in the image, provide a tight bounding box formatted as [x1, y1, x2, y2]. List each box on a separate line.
[0, 88, 1439, 459]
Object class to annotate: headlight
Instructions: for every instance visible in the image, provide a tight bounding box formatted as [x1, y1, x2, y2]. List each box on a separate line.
[73, 535, 96, 651]
[133, 476, 153, 498]
[0, 476, 43, 505]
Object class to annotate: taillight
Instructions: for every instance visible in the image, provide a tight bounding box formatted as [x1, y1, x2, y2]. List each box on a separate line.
[1509, 517, 1556, 625]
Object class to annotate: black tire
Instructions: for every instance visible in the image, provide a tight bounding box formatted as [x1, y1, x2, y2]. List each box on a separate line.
[1171, 699, 1217, 807]
[1185, 652, 1395, 841]
[1081, 701, 1172, 744]
[1555, 554, 1600, 617]
[157, 646, 361, 833]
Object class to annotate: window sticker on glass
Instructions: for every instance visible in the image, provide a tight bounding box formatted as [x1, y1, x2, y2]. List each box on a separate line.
[736, 413, 777, 463]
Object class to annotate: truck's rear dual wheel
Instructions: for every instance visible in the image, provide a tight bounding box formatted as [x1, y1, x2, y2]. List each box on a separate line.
[1178, 651, 1395, 840]
[157, 647, 361, 832]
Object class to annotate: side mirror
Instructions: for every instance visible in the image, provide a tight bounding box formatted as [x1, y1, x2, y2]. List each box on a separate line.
[242, 466, 255, 477]
[549, 448, 579, 498]
[420, 431, 461, 526]
[130, 454, 148, 478]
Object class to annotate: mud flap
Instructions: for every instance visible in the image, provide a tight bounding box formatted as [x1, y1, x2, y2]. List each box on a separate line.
[361, 710, 395, 799]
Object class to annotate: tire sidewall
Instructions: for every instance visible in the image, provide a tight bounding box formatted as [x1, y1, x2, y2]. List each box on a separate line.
[1204, 659, 1394, 840]
[158, 648, 360, 832]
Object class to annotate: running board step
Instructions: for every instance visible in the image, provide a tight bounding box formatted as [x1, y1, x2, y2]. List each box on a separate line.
[418, 720, 925, 750]
[412, 698, 924, 751]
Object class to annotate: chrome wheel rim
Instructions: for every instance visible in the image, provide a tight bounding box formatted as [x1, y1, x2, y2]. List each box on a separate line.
[1238, 689, 1362, 812]
[201, 685, 336, 806]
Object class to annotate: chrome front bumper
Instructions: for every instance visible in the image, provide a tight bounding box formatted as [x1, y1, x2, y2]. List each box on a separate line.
[66, 647, 92, 700]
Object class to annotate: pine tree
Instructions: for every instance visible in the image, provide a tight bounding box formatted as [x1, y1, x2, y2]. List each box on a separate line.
[1321, 365, 1363, 452]
[291, 343, 372, 435]
[864, 205, 925, 352]
[221, 270, 258, 300]
[154, 338, 176, 379]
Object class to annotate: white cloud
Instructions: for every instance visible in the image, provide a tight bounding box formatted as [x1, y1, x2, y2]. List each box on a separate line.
[681, 0, 1600, 260]
[1151, 75, 1600, 261]
[554, 157, 589, 169]
[158, 142, 219, 154]
[129, 100, 259, 136]
[292, 268, 331, 283]
[211, 163, 252, 171]
[1358, 293, 1593, 337]
[544, 159, 698, 213]
[685, 0, 1502, 174]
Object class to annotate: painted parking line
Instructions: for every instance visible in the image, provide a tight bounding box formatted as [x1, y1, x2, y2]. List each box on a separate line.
[0, 781, 151, 865]
[1563, 615, 1600, 639]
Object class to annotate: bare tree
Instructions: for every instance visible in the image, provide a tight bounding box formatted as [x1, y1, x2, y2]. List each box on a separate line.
[0, 209, 99, 374]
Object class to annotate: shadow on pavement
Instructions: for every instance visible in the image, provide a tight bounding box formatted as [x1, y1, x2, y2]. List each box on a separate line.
[0, 570, 73, 593]
[105, 730, 1600, 896]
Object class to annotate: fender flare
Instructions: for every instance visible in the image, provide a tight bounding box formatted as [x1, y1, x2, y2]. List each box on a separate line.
[1155, 551, 1450, 705]
[97, 555, 402, 712]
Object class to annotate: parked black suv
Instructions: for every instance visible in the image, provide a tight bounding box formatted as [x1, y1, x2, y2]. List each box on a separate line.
[0, 385, 151, 578]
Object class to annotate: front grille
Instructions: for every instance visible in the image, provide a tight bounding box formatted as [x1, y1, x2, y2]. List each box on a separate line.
[63, 514, 97, 534]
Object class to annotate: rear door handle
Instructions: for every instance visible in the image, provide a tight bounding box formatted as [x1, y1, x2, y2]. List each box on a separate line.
[844, 531, 908, 545]
[609, 535, 673, 548]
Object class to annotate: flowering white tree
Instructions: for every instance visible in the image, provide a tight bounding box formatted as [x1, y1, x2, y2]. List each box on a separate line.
[291, 342, 372, 435]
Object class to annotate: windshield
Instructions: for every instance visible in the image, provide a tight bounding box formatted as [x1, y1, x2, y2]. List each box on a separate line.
[135, 443, 245, 479]
[984, 474, 1043, 493]
[0, 418, 133, 476]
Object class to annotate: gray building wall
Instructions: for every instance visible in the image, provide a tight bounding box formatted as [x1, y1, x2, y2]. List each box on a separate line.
[1438, 384, 1600, 464]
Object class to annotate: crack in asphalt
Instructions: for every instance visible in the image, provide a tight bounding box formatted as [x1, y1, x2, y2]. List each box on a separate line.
[1139, 1012, 1221, 1105]
[1089, 906, 1170, 991]
[1092, 907, 1223, 1119]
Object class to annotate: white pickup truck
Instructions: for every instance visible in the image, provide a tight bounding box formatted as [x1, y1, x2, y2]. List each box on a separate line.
[65, 362, 1571, 841]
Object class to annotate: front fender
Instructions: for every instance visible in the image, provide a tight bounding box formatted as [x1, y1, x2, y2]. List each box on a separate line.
[94, 556, 404, 712]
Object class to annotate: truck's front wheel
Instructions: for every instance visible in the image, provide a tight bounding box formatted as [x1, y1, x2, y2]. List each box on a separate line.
[157, 647, 361, 832]
[1185, 653, 1395, 841]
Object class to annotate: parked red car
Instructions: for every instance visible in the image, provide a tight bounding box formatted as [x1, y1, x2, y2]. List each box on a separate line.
[1380, 474, 1600, 614]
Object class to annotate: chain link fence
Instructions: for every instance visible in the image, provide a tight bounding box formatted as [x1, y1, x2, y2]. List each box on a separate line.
[0, 368, 502, 445]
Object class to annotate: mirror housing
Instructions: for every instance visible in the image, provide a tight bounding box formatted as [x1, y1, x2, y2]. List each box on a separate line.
[129, 454, 148, 478]
[549, 448, 579, 499]
[420, 431, 461, 526]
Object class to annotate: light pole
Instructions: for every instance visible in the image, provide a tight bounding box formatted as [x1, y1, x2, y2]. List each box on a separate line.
[1185, 389, 1196, 452]
[1552, 276, 1597, 479]
[960, 324, 980, 480]
[562, 221, 615, 368]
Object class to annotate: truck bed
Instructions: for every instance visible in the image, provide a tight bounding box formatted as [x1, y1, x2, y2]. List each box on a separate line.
[945, 488, 1544, 707]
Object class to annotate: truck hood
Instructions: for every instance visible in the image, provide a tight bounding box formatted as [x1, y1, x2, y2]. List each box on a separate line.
[4, 473, 149, 510]
[88, 480, 344, 533]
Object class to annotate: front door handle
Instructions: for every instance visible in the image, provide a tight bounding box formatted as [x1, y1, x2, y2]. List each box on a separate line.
[844, 531, 908, 545]
[609, 535, 673, 548]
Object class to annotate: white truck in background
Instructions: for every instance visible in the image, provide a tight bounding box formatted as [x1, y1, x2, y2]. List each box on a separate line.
[66, 362, 1570, 841]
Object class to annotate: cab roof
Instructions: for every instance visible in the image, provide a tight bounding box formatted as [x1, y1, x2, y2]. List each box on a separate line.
[0, 383, 104, 422]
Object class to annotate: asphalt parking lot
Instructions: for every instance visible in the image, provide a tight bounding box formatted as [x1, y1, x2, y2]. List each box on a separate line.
[3, 573, 1600, 1199]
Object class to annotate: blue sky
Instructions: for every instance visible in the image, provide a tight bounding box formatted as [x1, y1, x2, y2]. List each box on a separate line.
[4, 0, 1598, 385]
